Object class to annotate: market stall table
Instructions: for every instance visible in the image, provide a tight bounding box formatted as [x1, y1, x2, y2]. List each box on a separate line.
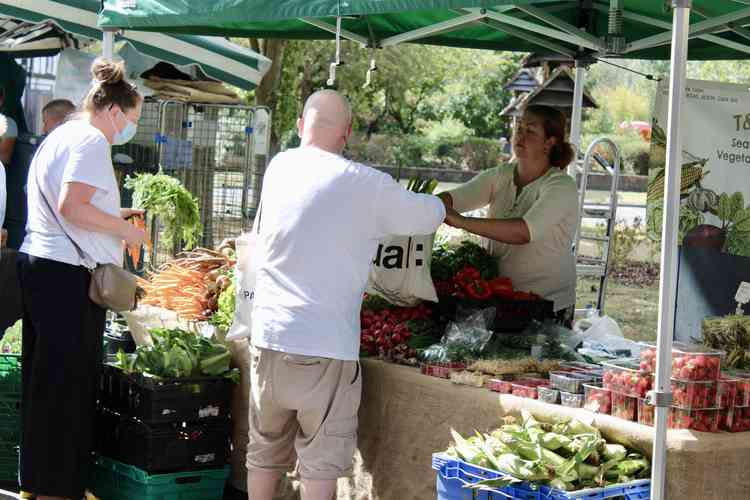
[336, 359, 750, 500]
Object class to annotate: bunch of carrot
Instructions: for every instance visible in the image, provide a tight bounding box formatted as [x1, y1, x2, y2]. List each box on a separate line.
[136, 247, 234, 321]
[127, 214, 150, 268]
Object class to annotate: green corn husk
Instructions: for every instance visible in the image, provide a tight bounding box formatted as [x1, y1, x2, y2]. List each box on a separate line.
[450, 429, 485, 465]
[576, 462, 599, 480]
[493, 454, 550, 481]
[615, 458, 650, 476]
[540, 432, 571, 451]
[602, 444, 628, 462]
[548, 478, 574, 491]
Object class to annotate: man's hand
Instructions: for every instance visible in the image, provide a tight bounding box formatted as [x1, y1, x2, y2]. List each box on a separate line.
[0, 229, 6, 248]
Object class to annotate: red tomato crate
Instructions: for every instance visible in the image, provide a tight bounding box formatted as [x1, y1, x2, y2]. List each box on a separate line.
[602, 360, 652, 398]
[639, 342, 723, 381]
[583, 384, 611, 414]
[421, 362, 465, 379]
[720, 406, 750, 432]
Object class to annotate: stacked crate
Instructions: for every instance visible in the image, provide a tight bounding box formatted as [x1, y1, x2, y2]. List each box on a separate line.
[0, 354, 20, 483]
[93, 364, 234, 499]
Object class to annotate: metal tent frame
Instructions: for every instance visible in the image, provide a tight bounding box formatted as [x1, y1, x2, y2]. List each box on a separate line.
[98, 1, 750, 497]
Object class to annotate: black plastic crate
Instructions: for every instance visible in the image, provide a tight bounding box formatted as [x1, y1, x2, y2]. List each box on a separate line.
[96, 410, 231, 474]
[493, 298, 555, 333]
[98, 365, 233, 424]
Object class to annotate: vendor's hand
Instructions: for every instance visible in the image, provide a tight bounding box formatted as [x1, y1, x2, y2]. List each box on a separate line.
[121, 208, 145, 220]
[122, 222, 147, 248]
[0, 229, 6, 248]
[444, 207, 464, 228]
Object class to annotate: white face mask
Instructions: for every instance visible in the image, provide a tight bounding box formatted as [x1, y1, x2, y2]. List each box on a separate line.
[109, 110, 137, 146]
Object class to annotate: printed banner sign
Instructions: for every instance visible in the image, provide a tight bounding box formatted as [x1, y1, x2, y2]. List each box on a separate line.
[648, 79, 750, 257]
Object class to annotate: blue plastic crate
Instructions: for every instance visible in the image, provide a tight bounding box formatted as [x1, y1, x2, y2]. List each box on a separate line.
[432, 454, 651, 500]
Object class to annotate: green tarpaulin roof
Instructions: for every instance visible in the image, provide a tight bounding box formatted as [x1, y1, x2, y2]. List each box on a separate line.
[98, 1, 750, 60]
[0, 0, 271, 89]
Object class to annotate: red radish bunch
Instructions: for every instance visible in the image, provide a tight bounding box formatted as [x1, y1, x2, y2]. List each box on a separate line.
[638, 399, 655, 426]
[359, 303, 431, 357]
[640, 347, 722, 380]
[672, 380, 718, 409]
[669, 408, 719, 432]
[721, 406, 750, 432]
[611, 392, 637, 421]
[603, 368, 652, 398]
[583, 385, 611, 414]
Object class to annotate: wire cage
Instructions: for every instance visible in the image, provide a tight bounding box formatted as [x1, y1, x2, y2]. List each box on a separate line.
[113, 98, 270, 268]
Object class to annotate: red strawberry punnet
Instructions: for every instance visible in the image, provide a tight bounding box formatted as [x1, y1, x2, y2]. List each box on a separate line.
[612, 392, 638, 421]
[639, 342, 723, 381]
[721, 406, 750, 432]
[638, 399, 655, 426]
[668, 408, 720, 432]
[671, 379, 719, 409]
[583, 384, 611, 414]
[602, 361, 653, 398]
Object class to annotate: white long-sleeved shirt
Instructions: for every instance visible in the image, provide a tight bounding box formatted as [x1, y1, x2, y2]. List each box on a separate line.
[251, 146, 446, 361]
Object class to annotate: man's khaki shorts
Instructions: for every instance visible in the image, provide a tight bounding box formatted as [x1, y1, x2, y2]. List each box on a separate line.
[246, 345, 362, 480]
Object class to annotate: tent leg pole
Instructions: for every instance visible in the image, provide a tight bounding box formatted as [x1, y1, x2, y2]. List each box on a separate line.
[568, 61, 585, 177]
[651, 2, 691, 499]
[103, 30, 115, 60]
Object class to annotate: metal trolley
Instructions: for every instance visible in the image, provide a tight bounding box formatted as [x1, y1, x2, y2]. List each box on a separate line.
[113, 98, 271, 267]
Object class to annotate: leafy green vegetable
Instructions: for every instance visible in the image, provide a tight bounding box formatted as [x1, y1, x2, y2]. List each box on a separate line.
[0, 320, 22, 354]
[125, 173, 203, 249]
[210, 269, 236, 332]
[431, 240, 498, 282]
[115, 327, 239, 382]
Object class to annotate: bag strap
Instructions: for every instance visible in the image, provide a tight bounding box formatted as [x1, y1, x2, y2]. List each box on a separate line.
[34, 164, 96, 269]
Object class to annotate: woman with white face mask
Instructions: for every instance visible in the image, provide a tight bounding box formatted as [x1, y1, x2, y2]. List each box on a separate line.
[17, 58, 145, 500]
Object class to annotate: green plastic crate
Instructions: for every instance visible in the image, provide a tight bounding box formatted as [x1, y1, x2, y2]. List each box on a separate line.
[0, 355, 21, 398]
[91, 456, 229, 500]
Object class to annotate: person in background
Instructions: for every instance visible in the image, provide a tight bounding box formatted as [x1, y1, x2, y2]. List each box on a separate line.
[17, 58, 146, 500]
[440, 105, 578, 327]
[0, 88, 17, 166]
[247, 89, 446, 500]
[42, 99, 76, 135]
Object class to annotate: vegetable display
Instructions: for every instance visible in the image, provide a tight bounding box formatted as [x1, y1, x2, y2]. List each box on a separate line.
[125, 173, 203, 249]
[115, 327, 239, 382]
[137, 248, 234, 322]
[445, 411, 650, 492]
[209, 268, 236, 332]
[0, 320, 21, 354]
[359, 297, 434, 363]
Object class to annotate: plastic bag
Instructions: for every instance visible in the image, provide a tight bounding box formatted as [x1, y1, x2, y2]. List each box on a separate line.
[225, 231, 257, 341]
[579, 315, 641, 359]
[420, 308, 495, 363]
[530, 321, 584, 362]
[367, 234, 437, 307]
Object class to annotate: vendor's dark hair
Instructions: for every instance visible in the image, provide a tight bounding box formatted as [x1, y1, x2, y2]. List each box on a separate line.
[524, 105, 575, 169]
[83, 58, 141, 114]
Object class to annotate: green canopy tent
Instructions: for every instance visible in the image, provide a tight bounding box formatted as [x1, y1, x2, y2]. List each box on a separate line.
[0, 0, 272, 89]
[99, 1, 748, 498]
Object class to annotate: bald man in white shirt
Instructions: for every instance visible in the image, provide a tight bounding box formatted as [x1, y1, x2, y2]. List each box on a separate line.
[246, 90, 446, 500]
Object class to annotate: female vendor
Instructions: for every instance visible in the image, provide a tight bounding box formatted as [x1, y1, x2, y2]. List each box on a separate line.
[439, 105, 578, 326]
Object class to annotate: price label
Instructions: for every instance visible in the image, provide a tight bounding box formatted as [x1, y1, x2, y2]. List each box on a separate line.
[735, 281, 750, 305]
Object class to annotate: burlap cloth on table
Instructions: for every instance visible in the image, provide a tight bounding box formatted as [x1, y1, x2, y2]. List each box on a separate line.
[200, 355, 750, 499]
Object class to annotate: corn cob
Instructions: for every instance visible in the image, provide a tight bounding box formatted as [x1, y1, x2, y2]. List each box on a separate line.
[647, 164, 706, 204]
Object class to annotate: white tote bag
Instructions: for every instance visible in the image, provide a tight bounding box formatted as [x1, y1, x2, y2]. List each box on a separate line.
[366, 233, 438, 307]
[225, 229, 258, 341]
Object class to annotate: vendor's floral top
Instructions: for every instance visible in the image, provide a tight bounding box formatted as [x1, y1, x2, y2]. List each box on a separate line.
[448, 163, 578, 311]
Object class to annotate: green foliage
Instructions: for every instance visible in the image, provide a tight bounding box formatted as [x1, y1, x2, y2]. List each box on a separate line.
[116, 328, 239, 382]
[125, 173, 202, 249]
